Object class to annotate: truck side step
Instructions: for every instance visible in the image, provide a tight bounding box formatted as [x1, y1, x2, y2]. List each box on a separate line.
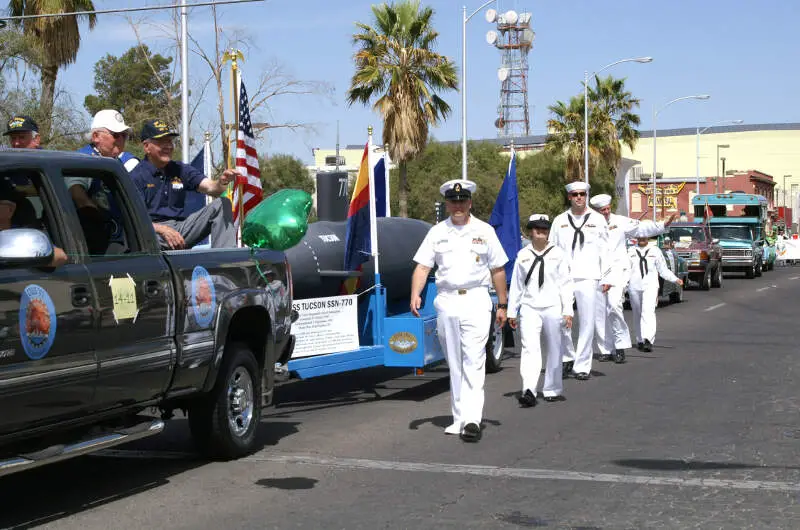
[0, 418, 164, 478]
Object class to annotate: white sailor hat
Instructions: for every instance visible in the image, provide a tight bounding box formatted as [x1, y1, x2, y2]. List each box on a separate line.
[526, 213, 551, 230]
[440, 179, 476, 200]
[589, 193, 612, 208]
[565, 181, 590, 194]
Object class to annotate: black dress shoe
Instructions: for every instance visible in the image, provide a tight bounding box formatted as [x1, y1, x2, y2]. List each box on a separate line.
[460, 422, 481, 442]
[518, 389, 537, 408]
[598, 354, 612, 362]
[544, 395, 566, 403]
[574, 372, 590, 381]
[562, 361, 574, 377]
[613, 349, 626, 364]
[642, 339, 653, 353]
[636, 342, 645, 351]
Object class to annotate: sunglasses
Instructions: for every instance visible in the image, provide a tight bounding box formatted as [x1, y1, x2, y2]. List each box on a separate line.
[570, 192, 587, 197]
[105, 130, 128, 140]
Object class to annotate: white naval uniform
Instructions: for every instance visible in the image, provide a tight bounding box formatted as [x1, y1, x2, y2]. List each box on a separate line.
[508, 244, 574, 398]
[548, 208, 611, 375]
[627, 245, 679, 345]
[594, 214, 665, 356]
[413, 215, 508, 430]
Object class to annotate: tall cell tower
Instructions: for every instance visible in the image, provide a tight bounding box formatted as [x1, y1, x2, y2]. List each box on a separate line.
[485, 8, 534, 138]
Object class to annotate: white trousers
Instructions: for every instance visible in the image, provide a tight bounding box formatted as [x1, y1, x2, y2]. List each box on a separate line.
[561, 278, 597, 374]
[594, 276, 632, 355]
[435, 289, 492, 427]
[519, 305, 563, 397]
[629, 285, 659, 344]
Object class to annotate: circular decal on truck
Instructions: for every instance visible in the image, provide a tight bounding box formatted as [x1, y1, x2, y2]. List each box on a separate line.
[191, 266, 216, 327]
[19, 284, 57, 360]
[389, 332, 418, 354]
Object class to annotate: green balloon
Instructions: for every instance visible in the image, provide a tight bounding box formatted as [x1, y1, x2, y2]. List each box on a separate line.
[242, 189, 312, 250]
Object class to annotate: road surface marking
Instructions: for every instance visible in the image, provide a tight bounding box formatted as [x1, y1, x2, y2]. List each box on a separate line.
[92, 450, 800, 492]
[704, 303, 726, 312]
[248, 454, 800, 493]
[757, 287, 771, 292]
[790, 276, 800, 280]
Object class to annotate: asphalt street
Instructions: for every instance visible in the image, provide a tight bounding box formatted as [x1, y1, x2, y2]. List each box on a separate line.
[2, 265, 800, 529]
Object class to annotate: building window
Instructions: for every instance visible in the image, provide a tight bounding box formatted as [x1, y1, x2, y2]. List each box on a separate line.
[632, 192, 642, 213]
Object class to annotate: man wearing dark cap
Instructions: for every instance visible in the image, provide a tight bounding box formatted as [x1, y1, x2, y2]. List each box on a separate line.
[0, 179, 67, 267]
[129, 119, 237, 249]
[410, 179, 509, 443]
[3, 116, 41, 149]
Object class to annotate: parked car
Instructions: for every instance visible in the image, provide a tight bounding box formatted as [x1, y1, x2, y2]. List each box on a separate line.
[0, 150, 296, 478]
[665, 223, 723, 290]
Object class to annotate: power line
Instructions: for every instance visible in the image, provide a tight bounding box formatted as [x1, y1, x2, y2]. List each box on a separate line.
[0, 0, 264, 21]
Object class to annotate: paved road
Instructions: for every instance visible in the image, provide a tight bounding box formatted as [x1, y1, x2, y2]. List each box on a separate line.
[2, 266, 800, 529]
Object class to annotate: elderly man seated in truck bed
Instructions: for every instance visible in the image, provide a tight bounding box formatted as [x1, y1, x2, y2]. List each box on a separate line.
[129, 119, 238, 250]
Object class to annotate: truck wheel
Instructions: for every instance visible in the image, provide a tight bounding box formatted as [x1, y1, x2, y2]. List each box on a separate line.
[711, 264, 723, 288]
[755, 259, 763, 277]
[485, 310, 504, 374]
[700, 268, 711, 290]
[189, 343, 262, 460]
[669, 284, 683, 304]
[745, 263, 755, 279]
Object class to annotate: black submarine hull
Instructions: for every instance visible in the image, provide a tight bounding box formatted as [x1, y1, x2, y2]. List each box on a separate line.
[285, 217, 432, 303]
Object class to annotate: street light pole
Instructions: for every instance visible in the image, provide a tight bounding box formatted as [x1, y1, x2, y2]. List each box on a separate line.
[461, 0, 496, 181]
[784, 174, 791, 207]
[652, 94, 710, 221]
[696, 119, 743, 194]
[583, 56, 652, 184]
[716, 144, 729, 193]
[720, 157, 727, 193]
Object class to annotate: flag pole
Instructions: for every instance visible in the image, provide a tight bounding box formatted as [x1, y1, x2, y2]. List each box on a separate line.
[367, 126, 380, 279]
[222, 48, 244, 245]
[383, 145, 391, 217]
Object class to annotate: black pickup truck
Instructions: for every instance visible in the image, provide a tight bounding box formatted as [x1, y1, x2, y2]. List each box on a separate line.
[0, 150, 295, 476]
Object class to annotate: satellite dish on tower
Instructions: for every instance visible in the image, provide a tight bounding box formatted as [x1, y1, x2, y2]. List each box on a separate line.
[497, 12, 506, 25]
[497, 67, 510, 81]
[521, 29, 535, 46]
[494, 117, 505, 129]
[505, 10, 518, 24]
[485, 8, 497, 23]
[486, 30, 498, 45]
[518, 12, 532, 25]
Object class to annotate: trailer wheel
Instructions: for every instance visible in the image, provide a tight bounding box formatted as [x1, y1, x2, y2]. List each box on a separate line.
[189, 342, 262, 460]
[485, 309, 504, 374]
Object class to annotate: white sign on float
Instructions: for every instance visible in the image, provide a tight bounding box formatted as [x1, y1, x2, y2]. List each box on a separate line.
[291, 295, 359, 358]
[776, 236, 800, 261]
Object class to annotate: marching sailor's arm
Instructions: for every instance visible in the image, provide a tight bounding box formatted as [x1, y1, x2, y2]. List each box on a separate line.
[598, 224, 613, 289]
[557, 253, 575, 318]
[506, 256, 525, 320]
[654, 250, 680, 284]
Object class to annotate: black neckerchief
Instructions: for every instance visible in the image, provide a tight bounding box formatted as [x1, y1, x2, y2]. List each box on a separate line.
[568, 212, 590, 251]
[524, 246, 555, 288]
[636, 248, 650, 278]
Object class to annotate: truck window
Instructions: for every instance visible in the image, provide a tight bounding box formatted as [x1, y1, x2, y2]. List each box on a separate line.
[61, 169, 142, 257]
[0, 170, 62, 247]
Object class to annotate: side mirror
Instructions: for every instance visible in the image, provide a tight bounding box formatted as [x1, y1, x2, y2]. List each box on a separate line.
[757, 240, 765, 247]
[711, 238, 720, 245]
[0, 228, 55, 268]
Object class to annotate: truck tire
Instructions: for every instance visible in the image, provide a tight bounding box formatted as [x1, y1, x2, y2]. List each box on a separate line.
[189, 342, 262, 460]
[700, 267, 711, 290]
[711, 264, 723, 288]
[745, 262, 755, 279]
[485, 309, 504, 374]
[755, 259, 763, 277]
[669, 284, 683, 304]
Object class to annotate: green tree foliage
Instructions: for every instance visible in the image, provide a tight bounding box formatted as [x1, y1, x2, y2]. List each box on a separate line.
[84, 45, 180, 137]
[259, 154, 315, 198]
[347, 0, 458, 217]
[9, 0, 97, 139]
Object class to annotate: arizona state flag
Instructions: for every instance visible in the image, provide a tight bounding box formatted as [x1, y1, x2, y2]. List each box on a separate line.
[341, 144, 371, 293]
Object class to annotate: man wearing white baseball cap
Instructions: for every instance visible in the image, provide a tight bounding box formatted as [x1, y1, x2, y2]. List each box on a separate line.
[548, 181, 611, 381]
[410, 179, 509, 442]
[588, 193, 673, 364]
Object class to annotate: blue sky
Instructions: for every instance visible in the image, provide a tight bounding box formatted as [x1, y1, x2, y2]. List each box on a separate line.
[57, 0, 800, 164]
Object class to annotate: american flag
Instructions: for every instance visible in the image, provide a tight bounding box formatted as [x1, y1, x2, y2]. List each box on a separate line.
[233, 81, 263, 229]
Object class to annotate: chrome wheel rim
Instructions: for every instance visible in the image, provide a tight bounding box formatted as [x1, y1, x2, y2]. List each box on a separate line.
[227, 366, 254, 437]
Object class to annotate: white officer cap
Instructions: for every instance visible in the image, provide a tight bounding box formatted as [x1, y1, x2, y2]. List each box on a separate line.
[526, 213, 551, 230]
[91, 109, 132, 134]
[439, 179, 477, 200]
[589, 193, 612, 208]
[565, 181, 590, 194]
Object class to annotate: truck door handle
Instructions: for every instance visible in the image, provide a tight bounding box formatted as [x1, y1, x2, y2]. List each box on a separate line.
[71, 285, 92, 307]
[144, 280, 161, 297]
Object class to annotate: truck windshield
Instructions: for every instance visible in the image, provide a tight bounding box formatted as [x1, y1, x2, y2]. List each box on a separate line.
[669, 227, 705, 243]
[710, 225, 753, 241]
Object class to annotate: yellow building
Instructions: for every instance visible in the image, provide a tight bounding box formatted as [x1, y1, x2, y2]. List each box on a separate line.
[621, 123, 800, 205]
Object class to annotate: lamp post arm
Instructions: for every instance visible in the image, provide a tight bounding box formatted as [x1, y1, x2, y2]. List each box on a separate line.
[466, 0, 496, 23]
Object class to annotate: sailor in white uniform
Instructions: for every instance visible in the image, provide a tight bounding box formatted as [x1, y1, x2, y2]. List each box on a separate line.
[627, 237, 684, 352]
[410, 179, 509, 443]
[508, 214, 574, 406]
[588, 194, 673, 364]
[548, 181, 611, 381]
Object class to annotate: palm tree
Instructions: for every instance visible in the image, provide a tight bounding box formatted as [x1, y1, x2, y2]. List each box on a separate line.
[545, 96, 608, 182]
[347, 0, 457, 218]
[8, 0, 97, 138]
[588, 74, 641, 170]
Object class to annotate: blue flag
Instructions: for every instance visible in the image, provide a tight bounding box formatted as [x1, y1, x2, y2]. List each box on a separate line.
[489, 148, 521, 281]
